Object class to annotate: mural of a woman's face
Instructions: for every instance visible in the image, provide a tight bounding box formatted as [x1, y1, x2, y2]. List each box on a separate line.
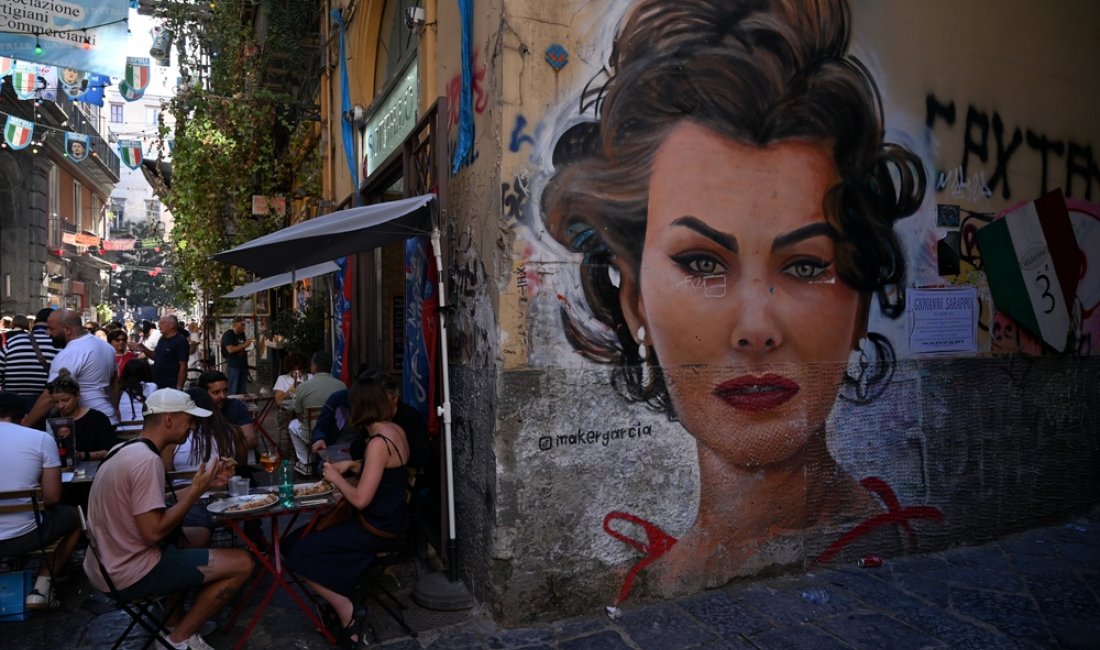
[622, 122, 866, 467]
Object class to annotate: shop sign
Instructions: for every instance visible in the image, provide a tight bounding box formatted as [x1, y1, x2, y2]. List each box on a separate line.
[75, 233, 101, 247]
[252, 195, 286, 217]
[363, 57, 419, 178]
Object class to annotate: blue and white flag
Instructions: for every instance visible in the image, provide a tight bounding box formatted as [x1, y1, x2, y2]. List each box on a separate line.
[65, 132, 90, 162]
[0, 1, 130, 78]
[75, 74, 109, 107]
[58, 66, 89, 99]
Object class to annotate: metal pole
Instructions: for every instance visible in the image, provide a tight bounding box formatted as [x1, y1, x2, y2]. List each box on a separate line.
[430, 227, 458, 579]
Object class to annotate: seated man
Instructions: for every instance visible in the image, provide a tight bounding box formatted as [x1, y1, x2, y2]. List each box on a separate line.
[0, 391, 82, 609]
[198, 370, 258, 464]
[84, 389, 253, 650]
[288, 352, 345, 476]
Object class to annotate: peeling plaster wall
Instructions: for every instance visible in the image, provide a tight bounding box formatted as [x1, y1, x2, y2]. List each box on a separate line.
[441, 0, 1100, 624]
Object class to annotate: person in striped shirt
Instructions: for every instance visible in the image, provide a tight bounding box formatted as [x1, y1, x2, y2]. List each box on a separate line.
[0, 308, 59, 414]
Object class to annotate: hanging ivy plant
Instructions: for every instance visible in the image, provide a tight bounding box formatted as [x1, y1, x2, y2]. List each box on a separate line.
[148, 0, 322, 305]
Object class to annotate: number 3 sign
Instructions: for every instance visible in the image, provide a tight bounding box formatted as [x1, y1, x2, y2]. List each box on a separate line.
[977, 189, 1082, 353]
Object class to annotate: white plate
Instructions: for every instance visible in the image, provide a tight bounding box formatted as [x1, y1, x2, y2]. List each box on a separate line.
[293, 481, 334, 498]
[207, 493, 279, 514]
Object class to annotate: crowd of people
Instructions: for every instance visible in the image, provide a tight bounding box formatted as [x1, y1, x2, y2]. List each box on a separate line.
[0, 307, 430, 650]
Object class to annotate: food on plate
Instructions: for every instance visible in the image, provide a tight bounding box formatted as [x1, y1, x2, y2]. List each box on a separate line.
[294, 481, 333, 497]
[223, 493, 278, 513]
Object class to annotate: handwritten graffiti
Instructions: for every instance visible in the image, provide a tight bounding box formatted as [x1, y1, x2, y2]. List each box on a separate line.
[927, 93, 1100, 200]
[509, 114, 542, 153]
[538, 424, 654, 452]
[445, 50, 489, 131]
[449, 226, 494, 367]
[936, 165, 993, 202]
[502, 171, 531, 225]
[603, 512, 677, 606]
[675, 274, 727, 298]
[814, 477, 944, 566]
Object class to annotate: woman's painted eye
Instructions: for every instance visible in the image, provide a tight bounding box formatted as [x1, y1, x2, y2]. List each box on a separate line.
[782, 258, 831, 280]
[671, 253, 727, 276]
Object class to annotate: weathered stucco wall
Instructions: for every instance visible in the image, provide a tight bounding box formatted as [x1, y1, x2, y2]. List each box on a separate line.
[440, 0, 1100, 623]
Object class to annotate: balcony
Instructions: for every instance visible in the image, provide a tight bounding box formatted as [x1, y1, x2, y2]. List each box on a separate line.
[42, 91, 122, 186]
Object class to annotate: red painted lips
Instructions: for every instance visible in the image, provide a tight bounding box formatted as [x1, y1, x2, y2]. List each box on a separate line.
[713, 374, 800, 412]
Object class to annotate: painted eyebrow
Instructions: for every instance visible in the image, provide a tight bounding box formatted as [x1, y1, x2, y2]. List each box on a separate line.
[771, 222, 838, 251]
[670, 216, 738, 253]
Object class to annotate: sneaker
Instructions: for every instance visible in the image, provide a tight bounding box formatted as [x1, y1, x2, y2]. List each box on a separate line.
[183, 633, 217, 650]
[293, 461, 312, 477]
[24, 587, 59, 609]
[168, 620, 218, 638]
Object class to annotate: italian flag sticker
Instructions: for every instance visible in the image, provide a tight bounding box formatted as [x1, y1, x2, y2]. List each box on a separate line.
[977, 189, 1081, 352]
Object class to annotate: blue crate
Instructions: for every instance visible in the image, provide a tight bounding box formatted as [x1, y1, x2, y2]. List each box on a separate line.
[0, 569, 33, 621]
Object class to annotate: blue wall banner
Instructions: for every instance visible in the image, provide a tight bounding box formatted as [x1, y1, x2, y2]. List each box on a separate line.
[0, 0, 131, 78]
[403, 236, 439, 434]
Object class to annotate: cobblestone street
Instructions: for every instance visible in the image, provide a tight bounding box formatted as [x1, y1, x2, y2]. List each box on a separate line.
[3, 511, 1097, 649]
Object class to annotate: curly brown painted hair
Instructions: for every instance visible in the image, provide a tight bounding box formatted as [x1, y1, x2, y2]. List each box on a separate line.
[541, 0, 925, 412]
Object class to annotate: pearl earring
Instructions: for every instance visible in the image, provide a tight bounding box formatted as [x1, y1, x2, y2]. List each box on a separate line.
[637, 326, 647, 361]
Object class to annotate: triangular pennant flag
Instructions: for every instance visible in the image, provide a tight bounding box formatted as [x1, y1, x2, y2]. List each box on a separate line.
[11, 62, 41, 100]
[4, 115, 34, 150]
[118, 139, 143, 169]
[976, 189, 1081, 352]
[125, 57, 151, 92]
[65, 132, 90, 162]
[119, 79, 146, 102]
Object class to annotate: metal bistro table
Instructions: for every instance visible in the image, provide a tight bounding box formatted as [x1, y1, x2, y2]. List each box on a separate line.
[212, 488, 337, 649]
[63, 460, 101, 484]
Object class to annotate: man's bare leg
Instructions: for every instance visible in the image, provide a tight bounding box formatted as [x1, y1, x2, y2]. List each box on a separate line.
[167, 549, 253, 644]
[48, 527, 82, 577]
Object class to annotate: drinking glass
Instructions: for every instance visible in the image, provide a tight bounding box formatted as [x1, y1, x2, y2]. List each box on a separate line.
[259, 451, 279, 485]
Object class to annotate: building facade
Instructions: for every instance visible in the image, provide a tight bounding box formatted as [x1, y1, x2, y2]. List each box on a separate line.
[0, 75, 120, 319]
[313, 0, 1100, 624]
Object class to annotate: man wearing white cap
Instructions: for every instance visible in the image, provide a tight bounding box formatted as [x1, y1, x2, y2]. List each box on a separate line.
[84, 389, 253, 650]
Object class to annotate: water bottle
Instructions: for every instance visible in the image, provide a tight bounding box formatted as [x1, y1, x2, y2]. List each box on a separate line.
[278, 460, 295, 508]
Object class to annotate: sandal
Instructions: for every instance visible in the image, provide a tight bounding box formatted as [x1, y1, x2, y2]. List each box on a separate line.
[337, 617, 363, 649]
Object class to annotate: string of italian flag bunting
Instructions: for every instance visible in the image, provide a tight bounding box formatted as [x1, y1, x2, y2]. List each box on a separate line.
[1, 55, 154, 169]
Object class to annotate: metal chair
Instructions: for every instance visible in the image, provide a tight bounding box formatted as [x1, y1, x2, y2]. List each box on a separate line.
[0, 487, 62, 607]
[77, 506, 179, 650]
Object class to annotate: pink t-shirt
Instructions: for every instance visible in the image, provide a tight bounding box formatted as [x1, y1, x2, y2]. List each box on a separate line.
[83, 441, 167, 592]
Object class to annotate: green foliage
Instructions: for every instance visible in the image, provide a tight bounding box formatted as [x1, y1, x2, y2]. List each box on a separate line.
[107, 221, 185, 310]
[151, 0, 322, 305]
[269, 293, 327, 356]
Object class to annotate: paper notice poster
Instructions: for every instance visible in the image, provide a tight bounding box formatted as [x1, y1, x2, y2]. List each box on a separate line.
[907, 286, 979, 354]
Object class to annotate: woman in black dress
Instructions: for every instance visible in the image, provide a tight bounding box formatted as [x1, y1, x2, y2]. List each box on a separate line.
[285, 371, 410, 647]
